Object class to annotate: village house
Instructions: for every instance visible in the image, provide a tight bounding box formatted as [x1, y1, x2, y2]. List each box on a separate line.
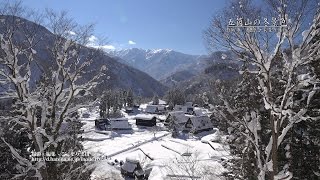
[135, 114, 157, 127]
[109, 117, 131, 130]
[183, 115, 213, 133]
[149, 99, 167, 105]
[164, 111, 188, 127]
[174, 102, 194, 114]
[94, 118, 110, 130]
[145, 104, 166, 114]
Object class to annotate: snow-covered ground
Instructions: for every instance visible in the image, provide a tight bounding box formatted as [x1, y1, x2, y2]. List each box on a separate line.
[80, 105, 230, 180]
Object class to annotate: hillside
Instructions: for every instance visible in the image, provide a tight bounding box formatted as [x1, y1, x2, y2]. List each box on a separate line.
[161, 51, 240, 88]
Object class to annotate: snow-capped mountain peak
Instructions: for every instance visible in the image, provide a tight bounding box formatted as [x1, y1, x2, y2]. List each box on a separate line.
[108, 48, 202, 80]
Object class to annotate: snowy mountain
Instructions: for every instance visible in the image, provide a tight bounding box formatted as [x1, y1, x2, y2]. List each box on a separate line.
[161, 51, 240, 87]
[108, 48, 206, 81]
[0, 15, 167, 97]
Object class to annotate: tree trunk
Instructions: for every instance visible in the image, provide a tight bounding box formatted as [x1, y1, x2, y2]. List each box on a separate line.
[270, 114, 278, 180]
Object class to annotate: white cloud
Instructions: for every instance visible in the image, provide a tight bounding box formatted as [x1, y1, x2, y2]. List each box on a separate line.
[89, 44, 116, 51]
[128, 40, 136, 45]
[86, 35, 116, 51]
[68, 31, 76, 36]
[87, 35, 116, 51]
[88, 35, 98, 44]
[99, 45, 116, 50]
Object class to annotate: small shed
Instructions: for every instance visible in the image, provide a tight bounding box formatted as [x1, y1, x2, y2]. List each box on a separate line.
[135, 114, 157, 127]
[109, 117, 131, 130]
[165, 111, 188, 126]
[184, 115, 213, 133]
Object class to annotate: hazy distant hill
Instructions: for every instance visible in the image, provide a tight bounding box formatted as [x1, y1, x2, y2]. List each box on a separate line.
[161, 51, 240, 87]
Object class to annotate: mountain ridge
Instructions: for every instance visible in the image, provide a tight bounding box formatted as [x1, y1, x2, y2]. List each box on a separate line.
[108, 48, 205, 81]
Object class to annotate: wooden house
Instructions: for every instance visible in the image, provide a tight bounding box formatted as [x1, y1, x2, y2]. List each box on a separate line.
[94, 118, 110, 130]
[164, 111, 188, 126]
[183, 115, 213, 133]
[145, 105, 166, 114]
[174, 103, 194, 114]
[135, 114, 157, 127]
[109, 117, 131, 130]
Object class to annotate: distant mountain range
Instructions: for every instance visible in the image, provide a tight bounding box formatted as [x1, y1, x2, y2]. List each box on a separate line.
[0, 15, 167, 97]
[108, 48, 208, 81]
[108, 48, 241, 89]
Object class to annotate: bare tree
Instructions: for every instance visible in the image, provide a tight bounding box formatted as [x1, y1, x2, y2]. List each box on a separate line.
[204, 0, 320, 179]
[0, 2, 106, 179]
[165, 151, 223, 180]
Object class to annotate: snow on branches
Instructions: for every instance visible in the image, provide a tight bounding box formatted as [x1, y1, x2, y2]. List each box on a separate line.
[0, 11, 105, 179]
[205, 1, 320, 179]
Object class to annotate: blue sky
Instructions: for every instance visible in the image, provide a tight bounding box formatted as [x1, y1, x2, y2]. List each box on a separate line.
[21, 0, 226, 55]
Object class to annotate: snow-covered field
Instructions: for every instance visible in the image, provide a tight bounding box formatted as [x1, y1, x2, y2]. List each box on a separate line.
[80, 105, 230, 180]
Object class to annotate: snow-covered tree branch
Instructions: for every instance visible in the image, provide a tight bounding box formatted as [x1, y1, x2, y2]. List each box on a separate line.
[205, 0, 320, 179]
[0, 3, 107, 179]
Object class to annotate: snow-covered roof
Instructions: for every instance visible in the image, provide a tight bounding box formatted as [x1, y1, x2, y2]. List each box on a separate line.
[174, 105, 193, 113]
[109, 117, 128, 121]
[159, 99, 167, 105]
[193, 107, 205, 116]
[135, 114, 156, 120]
[110, 120, 131, 129]
[157, 105, 166, 111]
[168, 111, 184, 116]
[187, 115, 213, 131]
[167, 111, 188, 124]
[201, 129, 220, 142]
[149, 99, 167, 105]
[108, 118, 130, 129]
